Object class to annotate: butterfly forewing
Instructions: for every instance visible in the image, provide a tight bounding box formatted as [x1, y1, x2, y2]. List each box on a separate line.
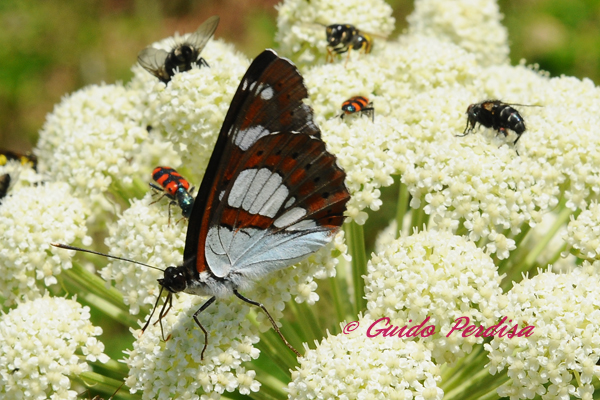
[184, 49, 348, 278]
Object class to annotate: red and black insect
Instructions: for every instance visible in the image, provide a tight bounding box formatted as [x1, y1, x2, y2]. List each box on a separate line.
[150, 166, 195, 219]
[324, 24, 373, 62]
[138, 16, 219, 84]
[459, 100, 537, 146]
[341, 96, 374, 121]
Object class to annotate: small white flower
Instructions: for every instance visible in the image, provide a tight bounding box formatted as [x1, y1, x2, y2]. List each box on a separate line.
[0, 183, 91, 305]
[0, 295, 108, 400]
[485, 263, 600, 399]
[364, 229, 504, 365]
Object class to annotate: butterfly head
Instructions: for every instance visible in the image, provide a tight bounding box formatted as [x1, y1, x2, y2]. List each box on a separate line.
[159, 266, 189, 294]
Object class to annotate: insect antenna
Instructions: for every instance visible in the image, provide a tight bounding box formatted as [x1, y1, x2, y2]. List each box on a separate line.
[51, 243, 163, 272]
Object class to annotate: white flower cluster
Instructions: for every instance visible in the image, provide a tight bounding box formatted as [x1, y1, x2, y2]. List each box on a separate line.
[0, 182, 91, 305]
[288, 316, 444, 400]
[485, 263, 600, 399]
[364, 229, 504, 364]
[125, 295, 261, 400]
[35, 83, 179, 211]
[276, 0, 395, 65]
[407, 0, 509, 66]
[0, 295, 108, 400]
[563, 202, 600, 260]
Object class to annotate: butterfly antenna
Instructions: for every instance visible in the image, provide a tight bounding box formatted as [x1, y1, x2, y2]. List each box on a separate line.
[51, 243, 164, 272]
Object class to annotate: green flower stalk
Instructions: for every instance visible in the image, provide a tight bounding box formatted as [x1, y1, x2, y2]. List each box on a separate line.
[2, 0, 600, 399]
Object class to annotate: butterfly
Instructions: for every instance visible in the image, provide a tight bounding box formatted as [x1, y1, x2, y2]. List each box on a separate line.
[56, 49, 350, 359]
[137, 16, 220, 83]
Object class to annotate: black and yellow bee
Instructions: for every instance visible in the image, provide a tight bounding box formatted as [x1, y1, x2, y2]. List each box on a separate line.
[459, 100, 538, 146]
[324, 24, 373, 62]
[0, 149, 38, 170]
[138, 16, 220, 84]
[340, 96, 374, 121]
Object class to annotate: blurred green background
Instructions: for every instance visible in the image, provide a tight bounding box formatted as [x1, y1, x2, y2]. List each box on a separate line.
[1, 0, 599, 153]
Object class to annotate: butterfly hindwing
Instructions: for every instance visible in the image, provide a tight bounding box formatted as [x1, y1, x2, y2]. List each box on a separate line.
[205, 132, 349, 278]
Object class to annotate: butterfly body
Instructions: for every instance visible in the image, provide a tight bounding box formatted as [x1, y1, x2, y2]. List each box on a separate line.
[150, 166, 194, 219]
[138, 16, 220, 83]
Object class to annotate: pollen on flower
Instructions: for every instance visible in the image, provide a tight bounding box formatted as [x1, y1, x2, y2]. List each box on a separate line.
[364, 229, 504, 365]
[0, 183, 90, 306]
[275, 0, 395, 65]
[0, 295, 108, 399]
[484, 264, 600, 399]
[288, 316, 443, 399]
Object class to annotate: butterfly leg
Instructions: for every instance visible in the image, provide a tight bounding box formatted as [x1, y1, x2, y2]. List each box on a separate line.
[233, 290, 301, 358]
[141, 289, 173, 342]
[192, 296, 217, 360]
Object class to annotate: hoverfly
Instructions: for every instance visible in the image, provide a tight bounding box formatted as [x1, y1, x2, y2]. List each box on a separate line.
[458, 100, 540, 148]
[138, 16, 220, 84]
[340, 96, 374, 121]
[324, 23, 373, 63]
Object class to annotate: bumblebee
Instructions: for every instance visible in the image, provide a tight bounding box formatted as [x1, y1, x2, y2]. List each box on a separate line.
[459, 100, 536, 146]
[138, 16, 220, 84]
[341, 96, 374, 121]
[0, 149, 38, 170]
[325, 24, 373, 62]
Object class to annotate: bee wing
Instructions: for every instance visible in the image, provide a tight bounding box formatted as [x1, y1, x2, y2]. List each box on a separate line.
[137, 47, 169, 74]
[186, 15, 220, 53]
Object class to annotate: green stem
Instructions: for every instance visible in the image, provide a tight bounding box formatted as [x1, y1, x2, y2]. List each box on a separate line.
[328, 276, 345, 334]
[77, 371, 137, 400]
[395, 181, 409, 238]
[61, 262, 126, 310]
[346, 221, 367, 316]
[76, 290, 138, 327]
[497, 223, 531, 274]
[504, 205, 573, 289]
[294, 301, 323, 344]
